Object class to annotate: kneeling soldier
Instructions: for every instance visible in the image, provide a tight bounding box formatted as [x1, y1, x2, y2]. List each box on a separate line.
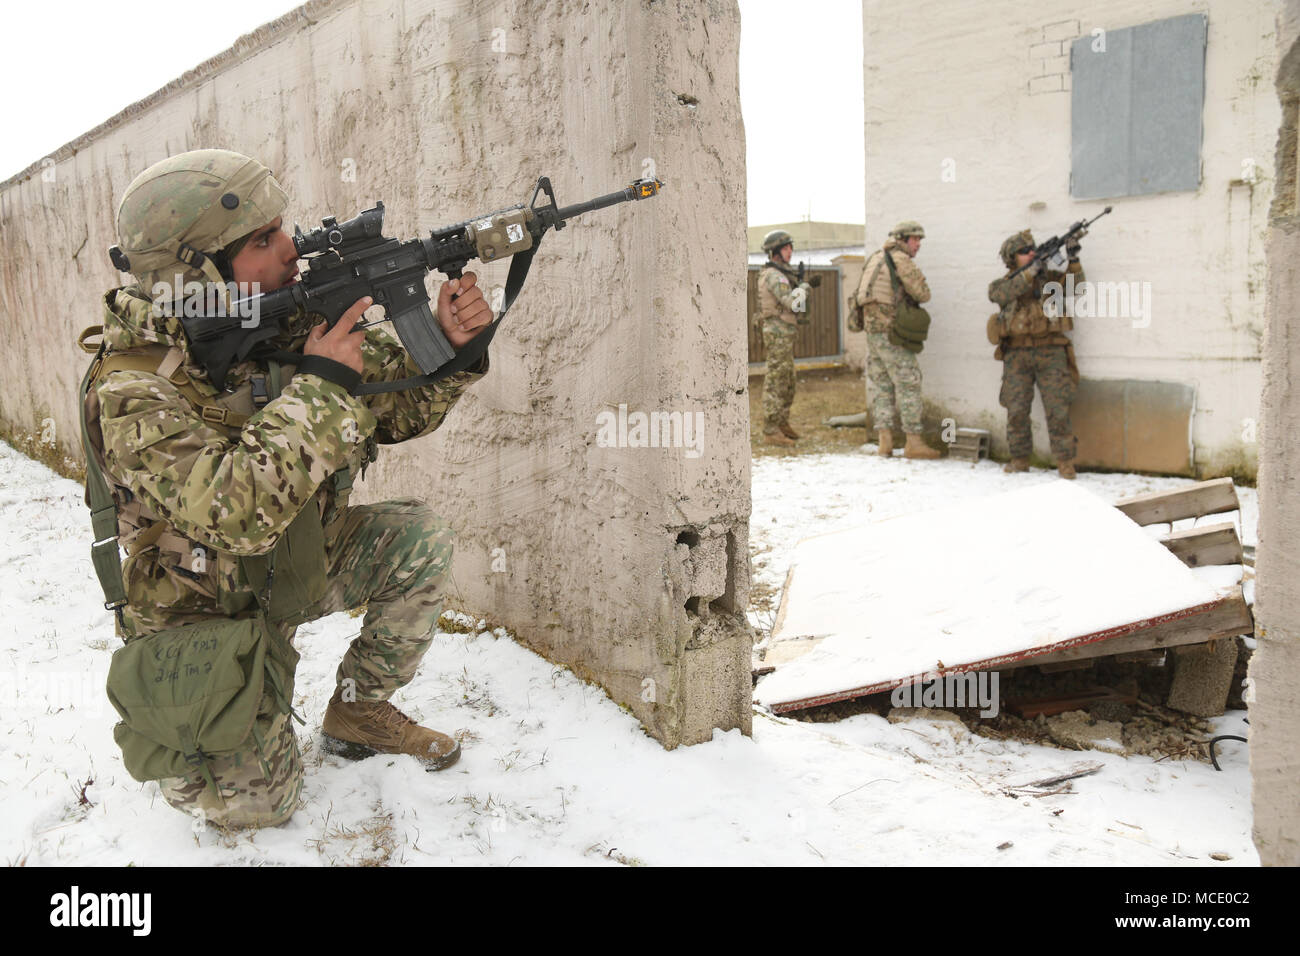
[83, 150, 493, 828]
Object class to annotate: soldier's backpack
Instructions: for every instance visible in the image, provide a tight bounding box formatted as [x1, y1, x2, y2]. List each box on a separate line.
[884, 251, 931, 353]
[77, 323, 321, 800]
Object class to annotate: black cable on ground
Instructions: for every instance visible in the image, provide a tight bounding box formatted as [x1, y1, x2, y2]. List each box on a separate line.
[1209, 735, 1247, 771]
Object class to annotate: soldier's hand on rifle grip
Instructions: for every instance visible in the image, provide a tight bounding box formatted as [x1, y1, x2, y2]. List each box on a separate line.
[304, 296, 370, 374]
[437, 271, 493, 348]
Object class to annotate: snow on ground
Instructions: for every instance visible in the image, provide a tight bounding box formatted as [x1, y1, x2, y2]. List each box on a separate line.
[0, 439, 1257, 865]
[750, 446, 1258, 631]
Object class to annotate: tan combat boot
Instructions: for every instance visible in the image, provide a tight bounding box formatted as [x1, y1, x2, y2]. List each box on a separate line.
[779, 423, 801, 440]
[1057, 459, 1077, 480]
[764, 427, 795, 447]
[877, 429, 894, 457]
[1003, 457, 1030, 473]
[903, 433, 941, 460]
[321, 687, 461, 771]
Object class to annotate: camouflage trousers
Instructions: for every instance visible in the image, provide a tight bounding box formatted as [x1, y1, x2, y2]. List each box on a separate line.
[1000, 346, 1077, 461]
[158, 499, 454, 829]
[866, 329, 924, 433]
[762, 317, 797, 429]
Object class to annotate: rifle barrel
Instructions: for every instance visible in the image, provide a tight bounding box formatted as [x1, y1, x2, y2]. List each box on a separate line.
[554, 180, 663, 223]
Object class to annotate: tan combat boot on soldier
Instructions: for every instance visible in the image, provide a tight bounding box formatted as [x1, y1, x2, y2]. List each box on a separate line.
[1057, 459, 1077, 480]
[877, 429, 894, 457]
[779, 423, 801, 440]
[321, 687, 461, 771]
[903, 433, 940, 460]
[1003, 457, 1030, 473]
[764, 427, 795, 447]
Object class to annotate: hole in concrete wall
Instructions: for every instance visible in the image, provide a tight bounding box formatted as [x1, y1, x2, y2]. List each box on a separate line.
[711, 531, 739, 615]
[685, 596, 701, 615]
[676, 530, 700, 548]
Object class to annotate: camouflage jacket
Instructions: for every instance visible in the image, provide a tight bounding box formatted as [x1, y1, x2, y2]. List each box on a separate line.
[89, 286, 485, 633]
[855, 239, 930, 332]
[988, 258, 1085, 343]
[757, 261, 807, 326]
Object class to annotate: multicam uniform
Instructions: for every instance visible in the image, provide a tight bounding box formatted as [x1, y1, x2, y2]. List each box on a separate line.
[87, 287, 484, 827]
[988, 231, 1084, 462]
[853, 238, 931, 433]
[757, 260, 807, 432]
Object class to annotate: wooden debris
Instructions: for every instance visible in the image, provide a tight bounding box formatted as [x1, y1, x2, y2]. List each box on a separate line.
[1115, 478, 1239, 526]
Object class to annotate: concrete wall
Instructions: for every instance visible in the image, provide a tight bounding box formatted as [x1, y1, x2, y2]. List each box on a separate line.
[864, 0, 1280, 475]
[1253, 0, 1300, 867]
[0, 0, 752, 748]
[835, 254, 868, 372]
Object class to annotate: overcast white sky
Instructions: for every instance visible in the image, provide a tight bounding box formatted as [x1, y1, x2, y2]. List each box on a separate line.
[0, 0, 865, 227]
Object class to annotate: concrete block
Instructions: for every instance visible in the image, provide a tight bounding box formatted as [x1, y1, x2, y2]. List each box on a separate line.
[1029, 41, 1062, 60]
[1042, 19, 1080, 43]
[1028, 74, 1064, 95]
[1167, 639, 1240, 717]
[1042, 55, 1069, 75]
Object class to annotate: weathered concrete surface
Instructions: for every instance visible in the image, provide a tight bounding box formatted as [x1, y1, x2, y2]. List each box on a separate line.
[1254, 0, 1300, 866]
[1167, 638, 1238, 718]
[863, 0, 1279, 476]
[0, 0, 752, 748]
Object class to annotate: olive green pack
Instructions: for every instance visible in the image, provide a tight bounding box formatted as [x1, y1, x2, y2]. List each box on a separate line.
[884, 251, 931, 353]
[79, 338, 329, 799]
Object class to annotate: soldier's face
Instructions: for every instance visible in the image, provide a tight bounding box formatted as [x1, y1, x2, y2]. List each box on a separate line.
[1015, 248, 1036, 268]
[905, 236, 922, 256]
[231, 217, 300, 291]
[778, 244, 793, 263]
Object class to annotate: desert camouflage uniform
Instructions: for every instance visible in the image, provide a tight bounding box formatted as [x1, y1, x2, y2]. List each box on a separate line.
[853, 239, 931, 433]
[988, 232, 1084, 461]
[757, 261, 807, 430]
[92, 287, 483, 827]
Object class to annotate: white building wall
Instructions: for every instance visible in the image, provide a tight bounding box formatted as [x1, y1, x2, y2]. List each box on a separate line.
[864, 0, 1279, 476]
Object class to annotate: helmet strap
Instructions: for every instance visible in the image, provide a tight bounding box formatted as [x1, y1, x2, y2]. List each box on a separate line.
[176, 243, 234, 312]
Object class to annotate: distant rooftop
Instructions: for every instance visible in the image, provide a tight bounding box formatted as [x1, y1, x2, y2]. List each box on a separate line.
[748, 221, 865, 254]
[748, 245, 864, 267]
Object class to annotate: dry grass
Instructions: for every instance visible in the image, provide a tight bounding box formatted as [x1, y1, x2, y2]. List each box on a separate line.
[749, 367, 873, 458]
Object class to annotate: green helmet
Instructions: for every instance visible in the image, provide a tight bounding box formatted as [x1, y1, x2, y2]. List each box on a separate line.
[111, 149, 288, 294]
[762, 229, 794, 254]
[1000, 230, 1034, 268]
[890, 220, 925, 239]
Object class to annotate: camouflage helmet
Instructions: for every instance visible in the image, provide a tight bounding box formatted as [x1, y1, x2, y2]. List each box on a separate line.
[111, 149, 288, 295]
[762, 229, 794, 254]
[890, 220, 925, 239]
[999, 230, 1035, 268]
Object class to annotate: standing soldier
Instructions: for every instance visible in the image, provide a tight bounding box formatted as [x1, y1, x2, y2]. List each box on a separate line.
[756, 230, 810, 447]
[988, 230, 1085, 478]
[852, 221, 939, 459]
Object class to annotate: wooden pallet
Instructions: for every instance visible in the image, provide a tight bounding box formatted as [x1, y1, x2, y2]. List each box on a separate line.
[1009, 478, 1252, 671]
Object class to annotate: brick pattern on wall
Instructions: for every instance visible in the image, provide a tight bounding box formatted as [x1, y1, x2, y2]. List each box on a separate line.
[1030, 19, 1080, 94]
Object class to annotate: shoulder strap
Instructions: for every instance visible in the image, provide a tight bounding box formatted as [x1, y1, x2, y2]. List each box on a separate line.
[96, 347, 250, 429]
[883, 248, 911, 304]
[864, 252, 886, 300]
[79, 343, 130, 623]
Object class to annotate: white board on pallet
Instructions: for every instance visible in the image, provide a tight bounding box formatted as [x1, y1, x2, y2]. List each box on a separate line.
[756, 481, 1227, 712]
